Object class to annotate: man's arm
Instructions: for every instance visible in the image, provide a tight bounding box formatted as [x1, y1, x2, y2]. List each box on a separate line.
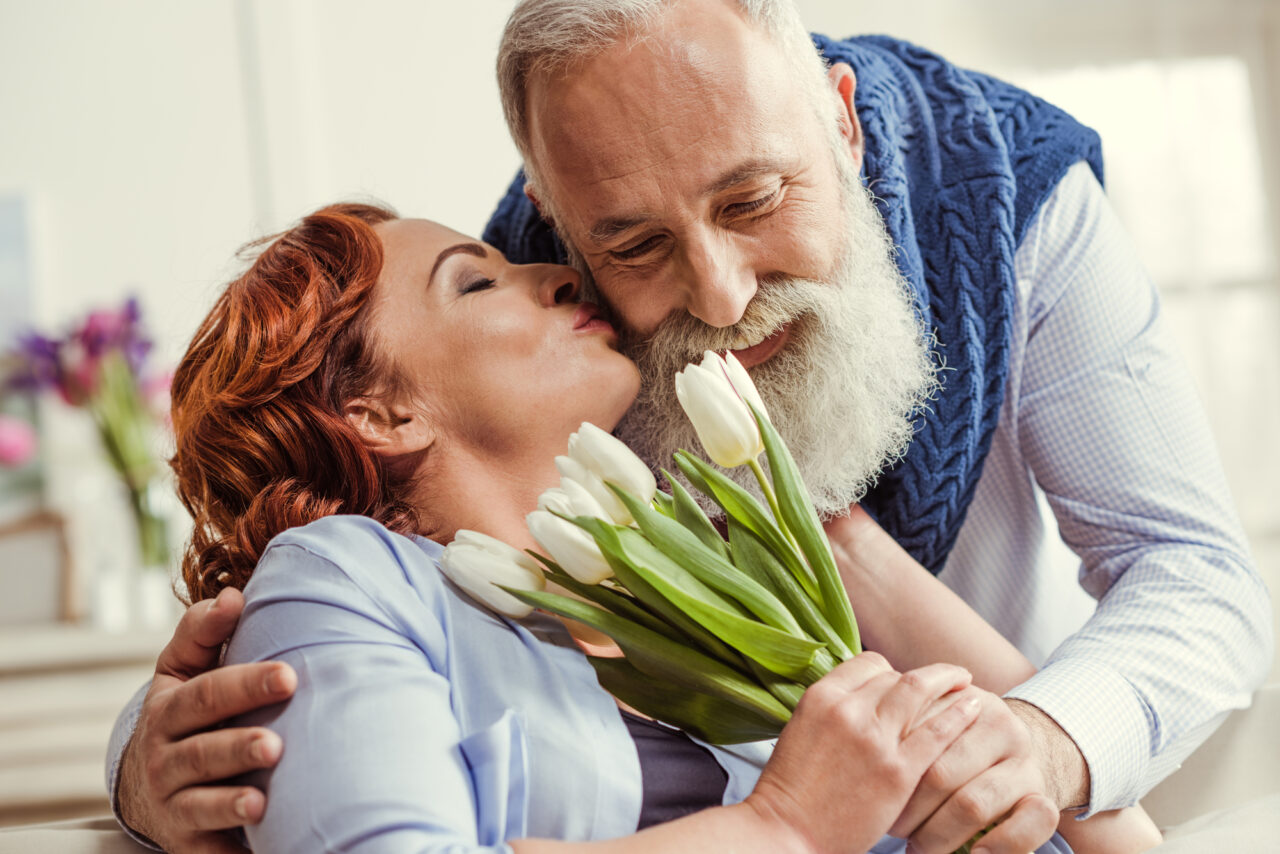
[108, 587, 296, 852]
[999, 160, 1273, 813]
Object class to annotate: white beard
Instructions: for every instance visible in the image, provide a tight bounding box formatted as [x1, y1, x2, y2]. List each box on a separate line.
[611, 168, 940, 518]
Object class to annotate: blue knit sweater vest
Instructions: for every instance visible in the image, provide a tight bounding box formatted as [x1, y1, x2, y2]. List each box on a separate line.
[483, 35, 1104, 575]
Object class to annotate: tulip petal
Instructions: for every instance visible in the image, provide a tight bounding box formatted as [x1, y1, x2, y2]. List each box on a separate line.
[721, 350, 771, 424]
[571, 422, 657, 503]
[675, 357, 762, 469]
[527, 510, 613, 584]
[556, 454, 632, 525]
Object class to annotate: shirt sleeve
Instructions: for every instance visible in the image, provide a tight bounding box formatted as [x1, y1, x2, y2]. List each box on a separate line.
[1002, 161, 1274, 814]
[225, 526, 515, 854]
[105, 680, 162, 849]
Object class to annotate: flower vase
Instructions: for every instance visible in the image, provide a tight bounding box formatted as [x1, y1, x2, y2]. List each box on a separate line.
[128, 479, 179, 629]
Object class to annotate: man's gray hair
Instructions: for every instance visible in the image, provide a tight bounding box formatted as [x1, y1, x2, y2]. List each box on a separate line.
[497, 0, 835, 188]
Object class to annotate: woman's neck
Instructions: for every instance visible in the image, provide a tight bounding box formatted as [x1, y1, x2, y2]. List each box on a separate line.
[414, 441, 556, 552]
[413, 436, 623, 654]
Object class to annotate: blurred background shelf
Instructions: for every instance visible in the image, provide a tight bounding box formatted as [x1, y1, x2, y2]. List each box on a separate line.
[0, 624, 171, 828]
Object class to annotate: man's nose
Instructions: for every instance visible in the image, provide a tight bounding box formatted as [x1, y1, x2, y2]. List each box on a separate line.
[535, 264, 581, 306]
[678, 230, 756, 328]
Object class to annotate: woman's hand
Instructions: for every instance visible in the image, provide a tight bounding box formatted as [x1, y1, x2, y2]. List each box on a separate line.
[745, 654, 982, 854]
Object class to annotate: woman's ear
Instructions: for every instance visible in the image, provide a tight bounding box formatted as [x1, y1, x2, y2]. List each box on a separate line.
[827, 62, 864, 173]
[344, 397, 434, 457]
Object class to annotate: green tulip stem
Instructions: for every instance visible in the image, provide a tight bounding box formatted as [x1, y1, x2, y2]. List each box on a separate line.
[747, 456, 798, 551]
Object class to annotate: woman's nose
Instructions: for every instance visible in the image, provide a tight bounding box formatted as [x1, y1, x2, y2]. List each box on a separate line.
[536, 264, 581, 306]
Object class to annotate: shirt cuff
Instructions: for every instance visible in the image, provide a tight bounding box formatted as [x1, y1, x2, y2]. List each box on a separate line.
[1005, 657, 1152, 816]
[106, 679, 164, 850]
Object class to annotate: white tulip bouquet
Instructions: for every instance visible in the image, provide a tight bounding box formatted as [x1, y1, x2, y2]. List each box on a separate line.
[440, 349, 861, 744]
[440, 349, 992, 853]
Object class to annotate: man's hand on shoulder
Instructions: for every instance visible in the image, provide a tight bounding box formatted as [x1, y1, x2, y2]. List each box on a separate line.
[117, 588, 297, 853]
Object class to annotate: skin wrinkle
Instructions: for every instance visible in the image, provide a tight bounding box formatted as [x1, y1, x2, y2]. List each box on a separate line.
[522, 0, 937, 517]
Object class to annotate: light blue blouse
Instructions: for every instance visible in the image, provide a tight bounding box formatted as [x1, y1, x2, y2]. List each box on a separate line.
[223, 515, 1070, 854]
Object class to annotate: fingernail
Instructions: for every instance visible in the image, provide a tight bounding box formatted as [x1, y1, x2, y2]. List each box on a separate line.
[251, 734, 279, 763]
[264, 666, 290, 694]
[963, 696, 981, 713]
[234, 792, 252, 820]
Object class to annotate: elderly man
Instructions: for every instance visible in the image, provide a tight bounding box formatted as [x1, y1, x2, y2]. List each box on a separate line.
[106, 1, 1270, 852]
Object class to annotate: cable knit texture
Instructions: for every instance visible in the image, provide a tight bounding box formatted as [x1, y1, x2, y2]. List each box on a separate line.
[483, 35, 1103, 575]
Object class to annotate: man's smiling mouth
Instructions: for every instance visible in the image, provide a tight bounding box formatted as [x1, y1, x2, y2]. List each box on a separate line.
[728, 323, 792, 368]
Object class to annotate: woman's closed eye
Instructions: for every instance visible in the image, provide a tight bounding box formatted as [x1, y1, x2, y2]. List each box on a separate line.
[460, 276, 496, 295]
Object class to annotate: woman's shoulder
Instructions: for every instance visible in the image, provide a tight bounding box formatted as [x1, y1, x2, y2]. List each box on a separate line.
[248, 515, 448, 612]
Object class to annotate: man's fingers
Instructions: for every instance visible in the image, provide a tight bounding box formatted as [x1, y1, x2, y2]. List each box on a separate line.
[876, 663, 972, 731]
[154, 727, 283, 796]
[155, 588, 245, 679]
[907, 760, 1038, 854]
[901, 692, 981, 766]
[158, 661, 296, 739]
[167, 785, 267, 833]
[970, 794, 1059, 854]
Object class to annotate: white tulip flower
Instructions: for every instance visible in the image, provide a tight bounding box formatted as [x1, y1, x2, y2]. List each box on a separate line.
[526, 509, 614, 584]
[568, 422, 658, 504]
[674, 350, 768, 469]
[537, 486, 576, 517]
[555, 454, 632, 525]
[439, 530, 546, 618]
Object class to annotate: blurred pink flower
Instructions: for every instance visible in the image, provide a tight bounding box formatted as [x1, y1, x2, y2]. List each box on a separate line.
[0, 415, 37, 467]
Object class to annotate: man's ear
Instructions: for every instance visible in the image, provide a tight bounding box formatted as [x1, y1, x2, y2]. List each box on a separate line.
[344, 397, 434, 457]
[827, 62, 864, 173]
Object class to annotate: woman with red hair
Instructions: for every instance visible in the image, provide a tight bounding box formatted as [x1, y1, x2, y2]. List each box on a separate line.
[143, 203, 1077, 854]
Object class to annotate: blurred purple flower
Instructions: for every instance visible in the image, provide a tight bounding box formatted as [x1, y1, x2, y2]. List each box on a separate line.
[5, 295, 156, 406]
[7, 331, 61, 394]
[0, 414, 37, 467]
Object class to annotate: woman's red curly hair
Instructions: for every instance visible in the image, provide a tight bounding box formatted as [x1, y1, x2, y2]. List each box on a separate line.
[172, 202, 418, 602]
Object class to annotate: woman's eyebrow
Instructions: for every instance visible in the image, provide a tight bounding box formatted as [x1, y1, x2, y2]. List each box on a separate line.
[428, 242, 488, 287]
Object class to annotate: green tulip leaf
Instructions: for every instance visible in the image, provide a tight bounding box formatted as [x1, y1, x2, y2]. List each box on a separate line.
[727, 519, 853, 661]
[524, 552, 682, 641]
[564, 515, 743, 666]
[662, 470, 729, 560]
[652, 489, 676, 519]
[674, 451, 821, 602]
[505, 586, 790, 723]
[602, 524, 825, 679]
[750, 403, 860, 654]
[610, 482, 805, 638]
[589, 655, 786, 744]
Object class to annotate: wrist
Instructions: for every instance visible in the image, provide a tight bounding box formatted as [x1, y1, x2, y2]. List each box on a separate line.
[1006, 698, 1090, 810]
[738, 794, 820, 854]
[824, 506, 900, 586]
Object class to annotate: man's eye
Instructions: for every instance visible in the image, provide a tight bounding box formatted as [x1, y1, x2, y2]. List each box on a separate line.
[460, 277, 496, 294]
[612, 235, 665, 261]
[725, 190, 778, 216]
